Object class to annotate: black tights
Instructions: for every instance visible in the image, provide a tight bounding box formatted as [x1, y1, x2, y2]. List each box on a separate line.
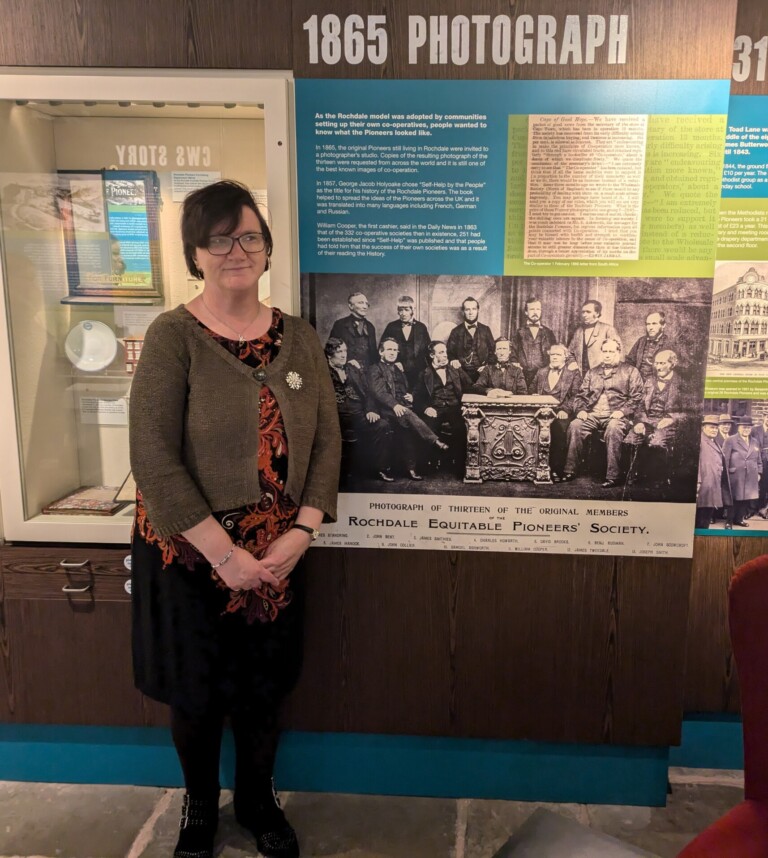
[170, 705, 280, 800]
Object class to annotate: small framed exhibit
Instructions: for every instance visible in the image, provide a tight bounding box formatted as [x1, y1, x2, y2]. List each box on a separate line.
[0, 68, 296, 543]
[59, 169, 164, 305]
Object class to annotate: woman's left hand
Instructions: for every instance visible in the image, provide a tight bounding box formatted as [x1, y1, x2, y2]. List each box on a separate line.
[261, 527, 313, 582]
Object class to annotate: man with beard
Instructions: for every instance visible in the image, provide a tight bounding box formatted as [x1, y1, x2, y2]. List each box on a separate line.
[696, 414, 729, 529]
[325, 337, 390, 484]
[626, 311, 671, 380]
[447, 296, 496, 381]
[534, 343, 582, 481]
[414, 340, 473, 473]
[510, 296, 558, 390]
[563, 338, 643, 487]
[472, 337, 527, 396]
[380, 295, 431, 390]
[329, 291, 378, 369]
[368, 337, 448, 481]
[567, 299, 621, 374]
[622, 349, 687, 483]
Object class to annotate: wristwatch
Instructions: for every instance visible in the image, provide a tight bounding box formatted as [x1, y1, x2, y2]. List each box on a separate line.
[293, 523, 320, 541]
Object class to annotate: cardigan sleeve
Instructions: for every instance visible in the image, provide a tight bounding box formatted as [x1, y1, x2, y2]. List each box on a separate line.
[128, 316, 213, 537]
[297, 326, 342, 522]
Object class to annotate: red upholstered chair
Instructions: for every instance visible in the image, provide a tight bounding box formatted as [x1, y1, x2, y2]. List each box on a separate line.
[677, 555, 768, 857]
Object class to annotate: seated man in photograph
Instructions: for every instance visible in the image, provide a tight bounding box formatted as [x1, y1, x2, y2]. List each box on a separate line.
[413, 340, 473, 473]
[368, 337, 448, 481]
[564, 338, 644, 488]
[325, 337, 390, 484]
[533, 343, 582, 481]
[622, 349, 687, 483]
[472, 337, 527, 397]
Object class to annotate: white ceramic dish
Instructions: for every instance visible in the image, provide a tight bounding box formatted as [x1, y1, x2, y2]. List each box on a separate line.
[64, 320, 118, 372]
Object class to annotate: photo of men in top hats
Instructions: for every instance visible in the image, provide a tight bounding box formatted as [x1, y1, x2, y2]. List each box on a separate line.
[696, 399, 768, 532]
[302, 273, 711, 502]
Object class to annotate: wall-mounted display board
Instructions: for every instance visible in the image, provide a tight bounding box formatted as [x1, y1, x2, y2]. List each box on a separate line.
[695, 0, 768, 536]
[295, 0, 738, 559]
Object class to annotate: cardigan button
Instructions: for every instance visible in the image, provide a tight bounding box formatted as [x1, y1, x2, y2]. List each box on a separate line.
[253, 369, 267, 382]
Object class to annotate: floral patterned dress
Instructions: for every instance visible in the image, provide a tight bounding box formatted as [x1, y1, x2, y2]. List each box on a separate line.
[131, 308, 306, 715]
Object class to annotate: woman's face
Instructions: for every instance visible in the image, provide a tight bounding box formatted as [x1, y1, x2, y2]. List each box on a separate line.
[194, 205, 268, 295]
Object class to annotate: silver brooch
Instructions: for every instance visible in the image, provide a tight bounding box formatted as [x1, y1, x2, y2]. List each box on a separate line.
[286, 371, 303, 390]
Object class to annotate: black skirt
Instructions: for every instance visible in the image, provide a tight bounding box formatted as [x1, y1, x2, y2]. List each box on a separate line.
[131, 531, 306, 717]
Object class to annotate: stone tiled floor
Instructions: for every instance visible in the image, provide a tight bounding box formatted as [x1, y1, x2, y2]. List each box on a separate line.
[0, 768, 744, 858]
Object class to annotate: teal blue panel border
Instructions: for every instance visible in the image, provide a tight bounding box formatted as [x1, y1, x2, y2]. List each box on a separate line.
[670, 715, 744, 770]
[0, 725, 669, 806]
[695, 527, 768, 538]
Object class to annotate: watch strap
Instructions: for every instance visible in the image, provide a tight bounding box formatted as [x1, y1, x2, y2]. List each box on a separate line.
[293, 523, 319, 541]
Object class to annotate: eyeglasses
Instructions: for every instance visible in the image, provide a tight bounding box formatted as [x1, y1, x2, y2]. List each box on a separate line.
[206, 233, 265, 255]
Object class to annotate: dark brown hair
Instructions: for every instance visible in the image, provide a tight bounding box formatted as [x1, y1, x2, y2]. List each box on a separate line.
[180, 180, 273, 279]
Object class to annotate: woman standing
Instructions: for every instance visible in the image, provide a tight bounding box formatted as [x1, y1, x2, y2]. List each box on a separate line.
[129, 180, 340, 858]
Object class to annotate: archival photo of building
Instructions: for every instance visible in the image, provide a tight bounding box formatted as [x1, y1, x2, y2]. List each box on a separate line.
[708, 262, 768, 375]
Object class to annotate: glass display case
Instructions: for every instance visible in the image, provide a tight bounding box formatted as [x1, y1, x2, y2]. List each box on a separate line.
[0, 70, 295, 542]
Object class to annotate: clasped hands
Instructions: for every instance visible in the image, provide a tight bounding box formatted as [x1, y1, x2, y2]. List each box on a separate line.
[214, 529, 312, 593]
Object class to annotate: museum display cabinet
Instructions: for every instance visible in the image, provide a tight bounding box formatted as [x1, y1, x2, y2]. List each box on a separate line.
[0, 70, 296, 724]
[0, 69, 296, 544]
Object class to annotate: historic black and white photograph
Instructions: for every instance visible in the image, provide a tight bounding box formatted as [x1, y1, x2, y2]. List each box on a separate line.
[696, 398, 768, 532]
[707, 261, 768, 377]
[302, 273, 712, 503]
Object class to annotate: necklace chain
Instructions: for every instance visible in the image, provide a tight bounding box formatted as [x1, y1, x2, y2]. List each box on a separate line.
[201, 294, 262, 345]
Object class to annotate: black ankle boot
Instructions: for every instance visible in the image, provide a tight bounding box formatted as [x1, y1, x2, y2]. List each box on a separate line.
[173, 793, 219, 858]
[234, 778, 299, 858]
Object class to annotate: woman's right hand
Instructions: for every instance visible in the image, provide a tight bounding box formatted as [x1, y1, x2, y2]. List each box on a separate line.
[214, 546, 282, 592]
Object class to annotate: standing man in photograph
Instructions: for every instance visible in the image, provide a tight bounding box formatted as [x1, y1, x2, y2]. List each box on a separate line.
[625, 310, 671, 380]
[563, 338, 644, 488]
[723, 416, 762, 527]
[715, 413, 734, 523]
[447, 296, 496, 381]
[380, 295, 431, 390]
[368, 337, 448, 481]
[716, 414, 733, 448]
[413, 340, 472, 474]
[568, 299, 620, 374]
[696, 414, 728, 529]
[533, 343, 582, 481]
[510, 296, 558, 390]
[329, 291, 378, 369]
[473, 337, 528, 396]
[750, 411, 768, 517]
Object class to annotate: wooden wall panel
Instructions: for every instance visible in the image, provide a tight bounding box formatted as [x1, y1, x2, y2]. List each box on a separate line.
[0, 0, 292, 69]
[683, 535, 768, 713]
[284, 549, 692, 746]
[292, 0, 737, 80]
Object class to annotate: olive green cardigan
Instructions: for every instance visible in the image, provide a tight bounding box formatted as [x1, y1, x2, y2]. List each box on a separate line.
[129, 305, 341, 537]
